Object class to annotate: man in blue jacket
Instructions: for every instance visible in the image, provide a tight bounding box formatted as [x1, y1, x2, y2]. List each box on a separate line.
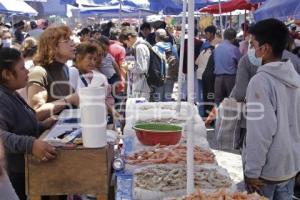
[243, 18, 300, 199]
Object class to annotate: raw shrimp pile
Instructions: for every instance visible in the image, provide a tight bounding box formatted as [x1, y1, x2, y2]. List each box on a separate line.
[177, 189, 268, 200]
[127, 144, 215, 165]
[134, 166, 232, 192]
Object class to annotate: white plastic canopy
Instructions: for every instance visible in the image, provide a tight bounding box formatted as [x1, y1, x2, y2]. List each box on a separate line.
[0, 0, 38, 15]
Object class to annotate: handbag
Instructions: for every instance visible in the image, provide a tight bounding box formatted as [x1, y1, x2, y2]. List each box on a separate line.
[215, 98, 244, 150]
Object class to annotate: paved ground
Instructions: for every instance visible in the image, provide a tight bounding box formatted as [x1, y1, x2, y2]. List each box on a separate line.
[206, 129, 245, 191]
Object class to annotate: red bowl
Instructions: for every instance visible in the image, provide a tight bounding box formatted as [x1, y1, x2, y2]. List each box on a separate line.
[133, 123, 182, 146]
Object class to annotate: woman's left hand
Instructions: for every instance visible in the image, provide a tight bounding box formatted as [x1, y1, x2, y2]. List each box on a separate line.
[32, 139, 57, 162]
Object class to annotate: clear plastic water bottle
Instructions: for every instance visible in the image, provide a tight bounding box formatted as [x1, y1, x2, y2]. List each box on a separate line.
[123, 122, 135, 155]
[115, 172, 133, 200]
[123, 135, 134, 155]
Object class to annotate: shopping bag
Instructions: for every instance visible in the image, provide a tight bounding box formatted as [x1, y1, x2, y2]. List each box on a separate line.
[215, 98, 243, 150]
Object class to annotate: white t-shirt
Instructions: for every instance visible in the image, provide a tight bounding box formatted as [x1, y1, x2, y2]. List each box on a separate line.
[25, 60, 34, 70]
[68, 67, 108, 91]
[68, 66, 115, 106]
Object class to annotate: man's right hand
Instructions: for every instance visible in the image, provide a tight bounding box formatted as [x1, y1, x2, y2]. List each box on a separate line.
[244, 176, 265, 195]
[32, 139, 57, 162]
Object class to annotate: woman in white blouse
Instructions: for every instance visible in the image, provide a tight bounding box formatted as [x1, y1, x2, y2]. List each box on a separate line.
[68, 42, 118, 122]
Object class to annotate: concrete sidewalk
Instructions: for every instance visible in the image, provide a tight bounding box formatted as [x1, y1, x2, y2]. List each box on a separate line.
[207, 129, 245, 191]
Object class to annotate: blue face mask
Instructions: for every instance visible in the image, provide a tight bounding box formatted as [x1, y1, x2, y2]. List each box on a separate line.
[247, 48, 262, 66]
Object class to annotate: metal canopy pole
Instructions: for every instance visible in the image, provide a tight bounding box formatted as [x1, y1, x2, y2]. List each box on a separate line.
[176, 0, 187, 114]
[186, 0, 195, 194]
[218, 0, 224, 38]
[119, 0, 122, 26]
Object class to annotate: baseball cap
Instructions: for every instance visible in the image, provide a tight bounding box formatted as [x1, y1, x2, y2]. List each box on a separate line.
[155, 28, 168, 40]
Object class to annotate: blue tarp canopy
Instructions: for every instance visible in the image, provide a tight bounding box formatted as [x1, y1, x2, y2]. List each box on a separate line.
[255, 0, 300, 21]
[246, 0, 265, 3]
[117, 0, 230, 14]
[76, 0, 109, 5]
[60, 0, 76, 4]
[77, 0, 228, 14]
[0, 0, 38, 15]
[80, 4, 157, 17]
[80, 4, 132, 14]
[41, 0, 67, 16]
[24, 0, 47, 2]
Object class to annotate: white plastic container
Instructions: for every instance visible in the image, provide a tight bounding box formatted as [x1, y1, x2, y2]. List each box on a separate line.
[79, 86, 107, 148]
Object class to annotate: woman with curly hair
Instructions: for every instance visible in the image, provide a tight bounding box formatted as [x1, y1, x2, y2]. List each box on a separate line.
[27, 25, 79, 120]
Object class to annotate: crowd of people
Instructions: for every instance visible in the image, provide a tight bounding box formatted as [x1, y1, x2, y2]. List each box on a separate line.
[0, 17, 300, 200]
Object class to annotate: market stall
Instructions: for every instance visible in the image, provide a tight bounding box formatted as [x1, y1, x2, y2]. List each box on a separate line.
[25, 145, 113, 200]
[112, 92, 271, 199]
[112, 99, 233, 199]
[25, 105, 116, 200]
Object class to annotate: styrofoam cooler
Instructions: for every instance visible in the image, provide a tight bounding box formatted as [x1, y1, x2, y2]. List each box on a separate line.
[79, 86, 107, 148]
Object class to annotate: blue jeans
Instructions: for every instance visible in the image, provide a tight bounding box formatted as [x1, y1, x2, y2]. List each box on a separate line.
[260, 178, 295, 200]
[153, 79, 174, 102]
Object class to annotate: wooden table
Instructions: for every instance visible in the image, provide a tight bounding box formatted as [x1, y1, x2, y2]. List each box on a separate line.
[25, 144, 114, 200]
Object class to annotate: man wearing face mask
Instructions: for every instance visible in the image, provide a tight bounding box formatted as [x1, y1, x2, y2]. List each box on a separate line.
[231, 26, 300, 150]
[233, 40, 300, 103]
[0, 29, 13, 48]
[242, 18, 300, 199]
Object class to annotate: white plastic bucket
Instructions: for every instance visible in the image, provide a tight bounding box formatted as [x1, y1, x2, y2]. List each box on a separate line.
[79, 86, 107, 148]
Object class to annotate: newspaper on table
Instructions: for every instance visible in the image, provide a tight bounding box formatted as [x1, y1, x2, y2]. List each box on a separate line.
[43, 109, 117, 145]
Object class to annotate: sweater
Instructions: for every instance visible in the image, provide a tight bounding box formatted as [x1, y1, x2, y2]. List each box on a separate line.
[0, 85, 42, 174]
[244, 60, 300, 181]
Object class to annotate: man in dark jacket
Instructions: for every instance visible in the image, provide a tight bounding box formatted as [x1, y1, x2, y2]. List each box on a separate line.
[14, 21, 25, 45]
[179, 29, 203, 101]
